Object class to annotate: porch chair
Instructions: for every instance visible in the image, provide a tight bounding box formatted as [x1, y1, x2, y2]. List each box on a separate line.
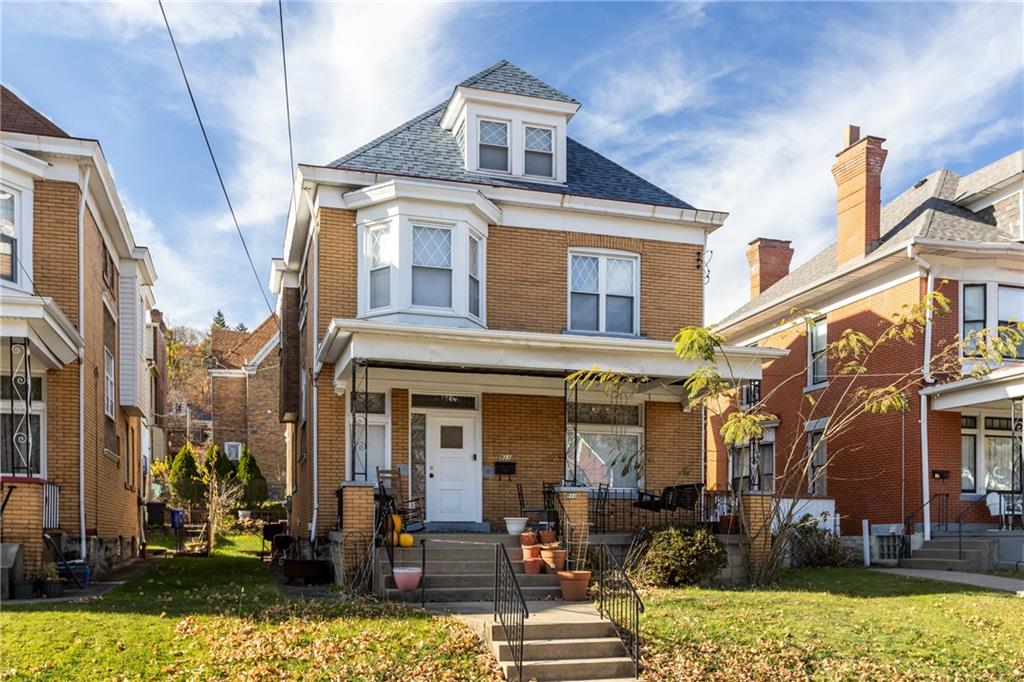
[633, 486, 674, 513]
[589, 483, 612, 533]
[517, 482, 547, 523]
[376, 468, 425, 532]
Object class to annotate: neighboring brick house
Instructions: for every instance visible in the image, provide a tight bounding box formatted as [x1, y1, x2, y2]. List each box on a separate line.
[711, 125, 1022, 551]
[1, 85, 166, 575]
[209, 315, 286, 499]
[269, 61, 780, 541]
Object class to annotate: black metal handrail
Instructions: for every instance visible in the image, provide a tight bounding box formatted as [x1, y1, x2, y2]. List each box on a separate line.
[494, 543, 529, 682]
[594, 543, 644, 677]
[902, 492, 949, 559]
[955, 505, 973, 561]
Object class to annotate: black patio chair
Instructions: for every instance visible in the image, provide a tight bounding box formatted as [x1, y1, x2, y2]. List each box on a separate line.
[633, 486, 674, 512]
[517, 482, 547, 522]
[589, 483, 611, 532]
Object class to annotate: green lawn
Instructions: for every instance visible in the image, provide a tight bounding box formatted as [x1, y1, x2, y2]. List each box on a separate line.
[0, 534, 499, 681]
[641, 568, 1024, 681]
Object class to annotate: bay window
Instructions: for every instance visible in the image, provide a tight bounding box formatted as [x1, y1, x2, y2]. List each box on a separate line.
[524, 126, 553, 178]
[998, 285, 1023, 357]
[469, 235, 481, 318]
[411, 224, 453, 309]
[1, 186, 16, 283]
[962, 284, 985, 354]
[478, 120, 509, 172]
[569, 251, 638, 335]
[1, 375, 44, 475]
[368, 224, 392, 310]
[961, 282, 1024, 359]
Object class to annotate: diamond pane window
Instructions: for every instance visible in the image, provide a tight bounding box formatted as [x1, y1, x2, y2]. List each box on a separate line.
[524, 126, 553, 177]
[368, 225, 391, 309]
[479, 120, 508, 172]
[525, 127, 552, 152]
[412, 225, 452, 308]
[569, 252, 638, 335]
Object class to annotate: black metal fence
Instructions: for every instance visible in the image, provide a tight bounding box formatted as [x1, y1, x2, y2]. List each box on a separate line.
[590, 485, 715, 534]
[593, 543, 644, 677]
[494, 543, 529, 682]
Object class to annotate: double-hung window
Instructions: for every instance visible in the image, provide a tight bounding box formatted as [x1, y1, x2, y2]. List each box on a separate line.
[730, 441, 774, 492]
[411, 225, 453, 308]
[1, 375, 44, 475]
[997, 285, 1024, 358]
[807, 431, 827, 495]
[524, 126, 553, 178]
[808, 317, 828, 386]
[568, 403, 643, 489]
[961, 416, 977, 493]
[478, 120, 509, 172]
[103, 348, 116, 419]
[0, 186, 17, 283]
[569, 252, 638, 335]
[368, 224, 391, 310]
[468, 235, 482, 319]
[962, 284, 986, 355]
[984, 417, 1018, 492]
[351, 392, 388, 482]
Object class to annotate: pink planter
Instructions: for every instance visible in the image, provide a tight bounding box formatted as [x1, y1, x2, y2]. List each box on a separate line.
[392, 567, 422, 592]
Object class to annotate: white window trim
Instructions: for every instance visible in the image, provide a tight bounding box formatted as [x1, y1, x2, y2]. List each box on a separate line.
[477, 117, 511, 174]
[959, 280, 1024, 364]
[366, 221, 394, 312]
[468, 231, 486, 321]
[566, 248, 641, 337]
[806, 316, 828, 390]
[1, 374, 46, 477]
[522, 123, 555, 180]
[345, 389, 391, 483]
[574, 423, 646, 491]
[224, 441, 243, 461]
[103, 348, 116, 419]
[0, 177, 34, 295]
[960, 409, 1018, 495]
[410, 222, 455, 312]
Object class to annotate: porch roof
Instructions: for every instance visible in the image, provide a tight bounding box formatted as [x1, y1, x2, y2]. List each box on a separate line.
[0, 293, 83, 368]
[921, 365, 1024, 411]
[315, 318, 785, 387]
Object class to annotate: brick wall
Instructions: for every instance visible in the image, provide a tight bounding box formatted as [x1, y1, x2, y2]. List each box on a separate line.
[391, 388, 409, 470]
[211, 375, 247, 444]
[314, 366, 346, 536]
[246, 355, 286, 495]
[0, 481, 45, 570]
[316, 208, 358, 336]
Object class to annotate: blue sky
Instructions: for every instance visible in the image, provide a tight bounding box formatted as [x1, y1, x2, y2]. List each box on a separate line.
[3, 1, 1022, 329]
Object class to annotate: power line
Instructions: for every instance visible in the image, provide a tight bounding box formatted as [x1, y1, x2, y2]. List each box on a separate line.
[157, 0, 277, 323]
[278, 0, 295, 176]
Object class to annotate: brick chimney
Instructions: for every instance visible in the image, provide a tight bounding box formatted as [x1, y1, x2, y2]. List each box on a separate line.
[745, 238, 794, 299]
[831, 125, 888, 264]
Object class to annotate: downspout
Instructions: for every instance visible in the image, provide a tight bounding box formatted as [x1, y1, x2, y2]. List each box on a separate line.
[912, 247, 937, 542]
[77, 164, 91, 559]
[305, 189, 320, 543]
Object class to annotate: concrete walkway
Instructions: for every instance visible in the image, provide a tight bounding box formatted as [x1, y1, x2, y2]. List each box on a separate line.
[873, 568, 1024, 596]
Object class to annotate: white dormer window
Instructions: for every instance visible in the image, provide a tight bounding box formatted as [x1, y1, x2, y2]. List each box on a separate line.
[412, 224, 453, 308]
[368, 224, 392, 310]
[479, 120, 509, 172]
[524, 126, 554, 178]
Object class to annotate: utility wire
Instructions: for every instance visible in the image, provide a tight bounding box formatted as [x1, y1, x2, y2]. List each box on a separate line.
[157, 0, 277, 323]
[278, 0, 295, 176]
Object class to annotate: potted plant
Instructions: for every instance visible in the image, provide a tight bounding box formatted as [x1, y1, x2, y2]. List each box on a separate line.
[12, 579, 34, 599]
[519, 530, 538, 546]
[521, 544, 540, 561]
[540, 546, 566, 572]
[523, 558, 543, 575]
[557, 570, 591, 601]
[538, 528, 557, 544]
[40, 563, 63, 598]
[504, 517, 528, 536]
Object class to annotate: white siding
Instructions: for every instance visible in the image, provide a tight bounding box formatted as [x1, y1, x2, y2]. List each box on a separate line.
[118, 271, 146, 416]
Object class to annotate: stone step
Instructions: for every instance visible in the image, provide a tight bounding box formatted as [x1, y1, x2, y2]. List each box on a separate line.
[385, 585, 562, 603]
[494, 637, 626, 662]
[489, 620, 617, 642]
[923, 538, 997, 550]
[912, 548, 986, 560]
[386, 573, 561, 589]
[385, 545, 532, 561]
[379, 558, 527, 574]
[502, 656, 636, 681]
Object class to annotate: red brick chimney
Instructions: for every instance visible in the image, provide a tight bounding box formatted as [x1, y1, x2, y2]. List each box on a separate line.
[745, 238, 794, 299]
[831, 125, 888, 264]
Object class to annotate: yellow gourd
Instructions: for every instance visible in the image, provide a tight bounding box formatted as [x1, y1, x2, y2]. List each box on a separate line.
[391, 532, 401, 546]
[398, 533, 414, 548]
[390, 514, 402, 533]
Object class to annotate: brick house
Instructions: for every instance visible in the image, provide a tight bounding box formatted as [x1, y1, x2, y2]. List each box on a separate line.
[1, 85, 166, 575]
[269, 61, 781, 544]
[209, 315, 286, 499]
[711, 125, 1022, 566]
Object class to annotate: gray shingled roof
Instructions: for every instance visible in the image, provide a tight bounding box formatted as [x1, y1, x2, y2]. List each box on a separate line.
[457, 60, 578, 104]
[718, 152, 1022, 329]
[329, 96, 692, 209]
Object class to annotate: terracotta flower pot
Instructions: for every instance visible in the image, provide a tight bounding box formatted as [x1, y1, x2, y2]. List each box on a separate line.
[538, 529, 557, 544]
[558, 570, 591, 601]
[521, 545, 541, 561]
[519, 531, 538, 546]
[523, 558, 543, 575]
[541, 548, 567, 572]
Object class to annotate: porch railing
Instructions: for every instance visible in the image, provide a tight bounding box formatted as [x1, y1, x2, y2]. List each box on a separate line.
[590, 486, 713, 534]
[901, 492, 949, 560]
[594, 543, 644, 677]
[494, 543, 529, 682]
[43, 482, 59, 529]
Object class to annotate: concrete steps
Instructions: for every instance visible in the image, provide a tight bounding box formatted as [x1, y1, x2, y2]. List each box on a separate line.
[487, 617, 634, 681]
[902, 537, 998, 571]
[387, 584, 562, 603]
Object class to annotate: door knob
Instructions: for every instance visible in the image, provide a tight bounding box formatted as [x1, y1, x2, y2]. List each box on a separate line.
[429, 473, 435, 478]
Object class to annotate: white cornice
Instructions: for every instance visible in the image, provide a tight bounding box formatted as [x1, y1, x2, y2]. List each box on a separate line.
[0, 293, 84, 368]
[0, 142, 49, 178]
[337, 178, 502, 225]
[441, 86, 581, 131]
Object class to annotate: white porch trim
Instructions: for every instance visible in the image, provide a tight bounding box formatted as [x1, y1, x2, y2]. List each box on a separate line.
[921, 365, 1024, 411]
[0, 294, 83, 368]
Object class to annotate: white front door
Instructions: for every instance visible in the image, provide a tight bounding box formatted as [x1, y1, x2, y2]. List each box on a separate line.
[425, 415, 479, 522]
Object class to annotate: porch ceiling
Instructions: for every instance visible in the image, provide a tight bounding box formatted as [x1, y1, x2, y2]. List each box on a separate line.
[922, 365, 1024, 411]
[316, 318, 784, 388]
[0, 293, 83, 368]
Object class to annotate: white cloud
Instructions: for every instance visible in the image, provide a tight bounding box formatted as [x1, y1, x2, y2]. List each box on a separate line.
[577, 3, 1023, 326]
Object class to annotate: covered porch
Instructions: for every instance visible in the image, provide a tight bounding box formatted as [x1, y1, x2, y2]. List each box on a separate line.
[316, 319, 779, 534]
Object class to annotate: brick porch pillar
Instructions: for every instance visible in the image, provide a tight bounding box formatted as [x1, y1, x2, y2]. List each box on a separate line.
[338, 482, 375, 585]
[556, 486, 589, 568]
[0, 478, 46, 571]
[741, 492, 773, 574]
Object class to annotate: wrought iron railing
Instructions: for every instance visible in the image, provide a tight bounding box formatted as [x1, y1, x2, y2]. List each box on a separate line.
[901, 492, 949, 559]
[43, 482, 59, 529]
[594, 543, 644, 677]
[590, 485, 712, 534]
[494, 543, 529, 682]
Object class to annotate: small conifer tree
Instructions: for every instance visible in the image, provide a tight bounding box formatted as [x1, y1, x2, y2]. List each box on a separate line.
[236, 445, 268, 507]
